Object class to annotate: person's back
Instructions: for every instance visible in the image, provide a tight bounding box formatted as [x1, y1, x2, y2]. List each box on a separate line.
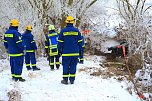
[22, 25, 40, 71]
[45, 25, 60, 70]
[58, 16, 84, 84]
[48, 30, 58, 56]
[59, 25, 82, 56]
[5, 26, 24, 56]
[22, 30, 37, 51]
[3, 19, 25, 82]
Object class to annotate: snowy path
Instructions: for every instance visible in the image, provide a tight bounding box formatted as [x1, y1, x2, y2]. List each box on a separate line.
[0, 56, 140, 101]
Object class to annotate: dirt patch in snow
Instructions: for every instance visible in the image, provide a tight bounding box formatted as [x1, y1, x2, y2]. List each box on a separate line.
[7, 90, 21, 101]
[79, 65, 127, 81]
[79, 55, 151, 101]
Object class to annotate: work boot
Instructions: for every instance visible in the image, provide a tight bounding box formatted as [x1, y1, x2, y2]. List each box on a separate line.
[56, 65, 60, 69]
[50, 65, 54, 70]
[15, 77, 26, 82]
[70, 81, 74, 84]
[18, 77, 26, 82]
[61, 80, 68, 85]
[27, 67, 32, 71]
[33, 67, 40, 71]
[12, 77, 15, 80]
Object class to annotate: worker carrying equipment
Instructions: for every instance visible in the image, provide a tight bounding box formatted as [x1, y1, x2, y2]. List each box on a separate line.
[22, 25, 40, 71]
[45, 24, 60, 70]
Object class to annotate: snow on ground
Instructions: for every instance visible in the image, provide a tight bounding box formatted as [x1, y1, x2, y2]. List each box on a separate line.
[0, 56, 141, 101]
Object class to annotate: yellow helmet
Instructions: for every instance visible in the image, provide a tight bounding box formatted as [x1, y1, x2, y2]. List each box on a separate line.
[10, 19, 19, 27]
[65, 16, 75, 24]
[48, 25, 55, 30]
[26, 25, 32, 31]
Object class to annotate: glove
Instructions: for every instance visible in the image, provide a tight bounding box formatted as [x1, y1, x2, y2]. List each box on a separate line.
[58, 50, 62, 57]
[58, 52, 61, 57]
[47, 56, 50, 61]
[45, 49, 49, 55]
[79, 60, 84, 64]
[79, 58, 84, 64]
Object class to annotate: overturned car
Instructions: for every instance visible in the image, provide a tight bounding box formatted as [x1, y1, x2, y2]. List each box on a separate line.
[108, 41, 129, 57]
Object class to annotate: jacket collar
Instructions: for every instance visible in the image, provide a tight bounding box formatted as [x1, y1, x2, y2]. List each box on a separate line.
[24, 30, 31, 34]
[49, 30, 55, 34]
[9, 26, 18, 30]
[66, 24, 74, 27]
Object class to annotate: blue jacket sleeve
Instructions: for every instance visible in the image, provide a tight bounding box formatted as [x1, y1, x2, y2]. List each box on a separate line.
[78, 32, 84, 60]
[3, 37, 8, 49]
[14, 32, 24, 52]
[30, 34, 37, 50]
[57, 30, 64, 53]
[78, 31, 83, 51]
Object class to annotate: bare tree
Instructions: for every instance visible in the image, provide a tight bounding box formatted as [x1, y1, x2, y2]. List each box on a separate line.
[0, 0, 99, 57]
[116, 0, 152, 65]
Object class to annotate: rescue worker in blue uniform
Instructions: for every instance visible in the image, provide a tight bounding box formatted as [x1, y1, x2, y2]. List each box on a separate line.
[58, 16, 84, 84]
[3, 19, 25, 82]
[45, 25, 60, 70]
[22, 25, 40, 71]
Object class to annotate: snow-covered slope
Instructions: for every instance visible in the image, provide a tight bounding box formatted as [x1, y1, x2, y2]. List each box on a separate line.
[0, 56, 140, 101]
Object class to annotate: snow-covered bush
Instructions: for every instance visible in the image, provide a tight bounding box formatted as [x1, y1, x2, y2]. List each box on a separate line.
[116, 0, 152, 99]
[116, 0, 152, 66]
[0, 0, 101, 57]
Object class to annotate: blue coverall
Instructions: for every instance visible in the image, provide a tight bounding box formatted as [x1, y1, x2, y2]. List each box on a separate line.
[3, 26, 24, 80]
[58, 24, 83, 83]
[22, 30, 38, 70]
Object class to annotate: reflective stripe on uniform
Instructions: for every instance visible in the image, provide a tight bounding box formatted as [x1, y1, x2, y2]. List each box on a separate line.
[79, 58, 84, 60]
[63, 32, 78, 36]
[50, 52, 58, 56]
[70, 74, 76, 77]
[56, 62, 60, 65]
[16, 40, 22, 43]
[50, 62, 54, 65]
[26, 64, 30, 66]
[48, 33, 57, 36]
[4, 34, 13, 38]
[2, 40, 7, 42]
[58, 40, 64, 42]
[62, 53, 79, 56]
[14, 75, 21, 77]
[45, 46, 49, 48]
[78, 39, 83, 42]
[9, 53, 23, 57]
[26, 50, 35, 52]
[31, 41, 35, 43]
[49, 45, 57, 49]
[32, 64, 36, 66]
[12, 74, 15, 77]
[63, 75, 69, 77]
